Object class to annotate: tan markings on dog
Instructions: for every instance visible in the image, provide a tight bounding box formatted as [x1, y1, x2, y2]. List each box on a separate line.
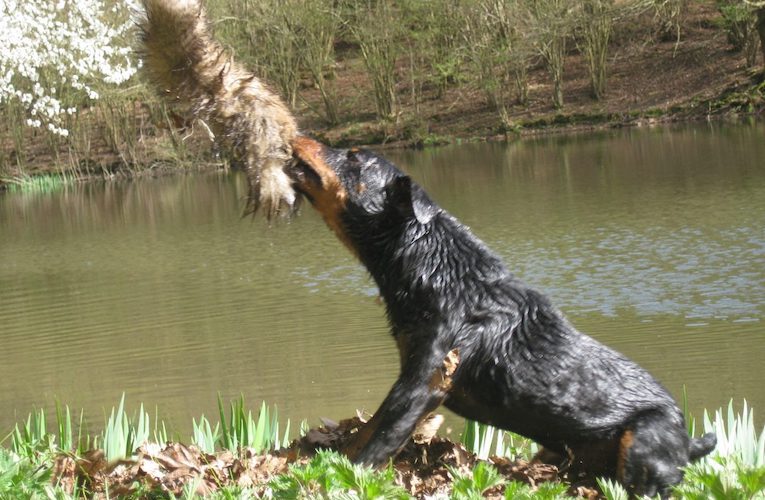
[616, 429, 634, 482]
[356, 183, 367, 194]
[291, 136, 356, 255]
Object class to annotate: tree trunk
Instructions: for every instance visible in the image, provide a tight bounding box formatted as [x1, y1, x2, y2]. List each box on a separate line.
[757, 8, 765, 70]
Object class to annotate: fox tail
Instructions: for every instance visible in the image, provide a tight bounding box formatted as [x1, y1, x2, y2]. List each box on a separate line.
[137, 0, 299, 218]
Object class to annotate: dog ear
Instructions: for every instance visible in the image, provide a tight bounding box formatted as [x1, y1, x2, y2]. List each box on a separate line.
[386, 175, 439, 225]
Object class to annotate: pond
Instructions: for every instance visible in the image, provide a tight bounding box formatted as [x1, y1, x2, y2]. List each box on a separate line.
[1, 121, 764, 439]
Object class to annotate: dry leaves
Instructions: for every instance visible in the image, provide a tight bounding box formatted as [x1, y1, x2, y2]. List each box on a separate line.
[50, 414, 600, 498]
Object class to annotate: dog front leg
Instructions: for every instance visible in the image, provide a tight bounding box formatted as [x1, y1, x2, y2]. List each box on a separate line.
[345, 348, 459, 468]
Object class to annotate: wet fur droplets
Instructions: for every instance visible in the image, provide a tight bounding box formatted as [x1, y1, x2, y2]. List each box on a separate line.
[137, 0, 299, 218]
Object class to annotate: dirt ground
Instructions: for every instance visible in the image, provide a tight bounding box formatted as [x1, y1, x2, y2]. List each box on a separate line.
[51, 416, 601, 499]
[302, 2, 763, 147]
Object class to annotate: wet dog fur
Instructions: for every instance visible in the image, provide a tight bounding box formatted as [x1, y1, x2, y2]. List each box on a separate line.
[288, 137, 716, 498]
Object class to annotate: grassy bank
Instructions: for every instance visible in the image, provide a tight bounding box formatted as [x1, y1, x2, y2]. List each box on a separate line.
[2, 396, 763, 498]
[1, 0, 765, 192]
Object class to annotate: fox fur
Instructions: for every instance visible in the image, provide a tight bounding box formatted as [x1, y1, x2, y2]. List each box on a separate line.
[137, 0, 299, 218]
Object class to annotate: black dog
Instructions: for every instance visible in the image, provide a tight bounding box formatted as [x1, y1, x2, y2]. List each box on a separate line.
[287, 136, 716, 497]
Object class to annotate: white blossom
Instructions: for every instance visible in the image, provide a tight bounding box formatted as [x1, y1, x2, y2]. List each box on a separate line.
[0, 0, 139, 137]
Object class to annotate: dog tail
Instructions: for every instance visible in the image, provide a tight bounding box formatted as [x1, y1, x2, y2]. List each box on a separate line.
[137, 0, 299, 219]
[688, 432, 717, 461]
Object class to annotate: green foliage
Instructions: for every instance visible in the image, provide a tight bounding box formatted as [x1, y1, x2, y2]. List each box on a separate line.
[2, 397, 764, 498]
[676, 456, 765, 499]
[6, 403, 87, 462]
[10, 407, 53, 461]
[1, 406, 80, 498]
[461, 0, 514, 126]
[675, 400, 765, 499]
[3, 0, 759, 180]
[502, 480, 569, 499]
[525, 0, 576, 109]
[195, 395, 299, 455]
[0, 447, 55, 498]
[716, 1, 760, 68]
[268, 449, 409, 499]
[449, 461, 505, 499]
[55, 403, 75, 453]
[195, 484, 259, 499]
[597, 477, 630, 500]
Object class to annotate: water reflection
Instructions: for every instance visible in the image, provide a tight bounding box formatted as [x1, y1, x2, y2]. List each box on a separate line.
[1, 122, 763, 436]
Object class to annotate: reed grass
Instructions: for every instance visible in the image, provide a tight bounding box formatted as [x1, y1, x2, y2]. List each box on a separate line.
[1, 173, 74, 193]
[461, 418, 538, 461]
[214, 394, 292, 454]
[97, 394, 151, 462]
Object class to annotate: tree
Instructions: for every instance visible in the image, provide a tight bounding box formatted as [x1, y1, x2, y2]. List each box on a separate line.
[576, 0, 655, 100]
[462, 0, 531, 129]
[719, 0, 762, 68]
[577, 0, 614, 100]
[294, 0, 342, 125]
[522, 0, 576, 109]
[235, 0, 303, 108]
[756, 6, 765, 68]
[348, 1, 402, 122]
[654, 0, 687, 48]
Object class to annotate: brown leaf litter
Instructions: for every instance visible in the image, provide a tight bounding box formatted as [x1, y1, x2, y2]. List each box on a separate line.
[51, 414, 601, 498]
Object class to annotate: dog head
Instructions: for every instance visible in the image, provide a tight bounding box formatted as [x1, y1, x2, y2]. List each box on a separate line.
[288, 136, 440, 257]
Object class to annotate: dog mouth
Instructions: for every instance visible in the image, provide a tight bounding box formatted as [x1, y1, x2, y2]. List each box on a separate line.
[286, 160, 320, 204]
[287, 136, 349, 209]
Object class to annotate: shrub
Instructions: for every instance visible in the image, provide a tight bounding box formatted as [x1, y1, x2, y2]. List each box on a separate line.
[0, 0, 137, 137]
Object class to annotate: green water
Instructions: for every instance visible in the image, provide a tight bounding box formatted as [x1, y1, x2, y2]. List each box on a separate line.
[1, 121, 763, 437]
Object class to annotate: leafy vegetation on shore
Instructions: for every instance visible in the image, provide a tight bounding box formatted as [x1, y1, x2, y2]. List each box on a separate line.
[1, 396, 763, 498]
[1, 0, 764, 188]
